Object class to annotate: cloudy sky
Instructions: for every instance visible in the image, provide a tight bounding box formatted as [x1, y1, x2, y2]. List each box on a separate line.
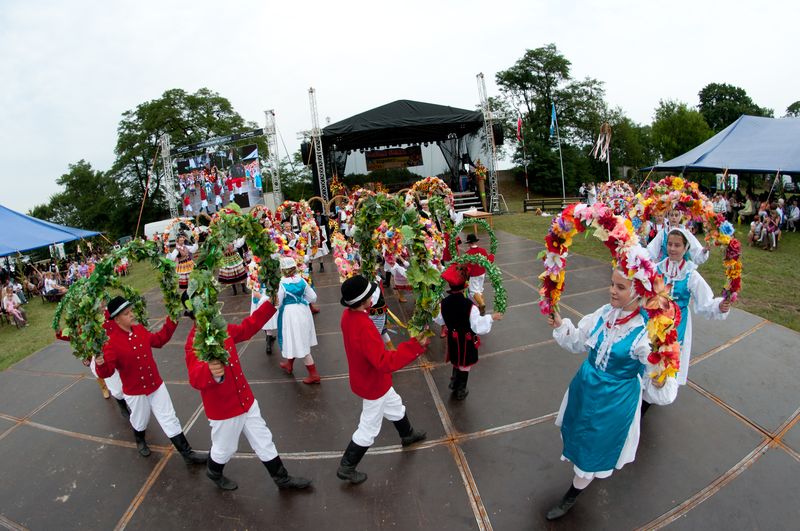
[1, 0, 796, 214]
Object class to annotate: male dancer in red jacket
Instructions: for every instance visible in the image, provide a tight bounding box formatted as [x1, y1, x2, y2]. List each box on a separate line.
[95, 296, 206, 465]
[182, 292, 311, 491]
[337, 275, 429, 484]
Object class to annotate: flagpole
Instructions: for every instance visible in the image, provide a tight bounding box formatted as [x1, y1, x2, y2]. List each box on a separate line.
[553, 104, 566, 203]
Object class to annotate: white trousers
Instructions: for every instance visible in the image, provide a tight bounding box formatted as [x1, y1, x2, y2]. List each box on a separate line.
[469, 274, 486, 296]
[352, 387, 406, 447]
[90, 358, 124, 400]
[208, 400, 279, 464]
[125, 383, 182, 438]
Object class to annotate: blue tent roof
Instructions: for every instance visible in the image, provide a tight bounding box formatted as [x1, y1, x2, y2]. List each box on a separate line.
[644, 115, 800, 174]
[0, 204, 101, 256]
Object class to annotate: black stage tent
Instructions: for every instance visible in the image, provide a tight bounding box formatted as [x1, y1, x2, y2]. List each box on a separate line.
[321, 99, 484, 151]
[310, 100, 490, 197]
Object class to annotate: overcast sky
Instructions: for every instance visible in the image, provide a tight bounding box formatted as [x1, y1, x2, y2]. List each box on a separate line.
[1, 0, 796, 214]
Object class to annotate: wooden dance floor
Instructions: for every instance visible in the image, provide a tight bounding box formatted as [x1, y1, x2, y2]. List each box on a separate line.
[0, 230, 798, 530]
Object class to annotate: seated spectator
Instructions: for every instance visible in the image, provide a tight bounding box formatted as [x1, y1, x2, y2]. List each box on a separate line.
[786, 199, 799, 232]
[43, 272, 67, 297]
[761, 211, 781, 252]
[2, 287, 27, 327]
[738, 195, 755, 224]
[748, 215, 765, 246]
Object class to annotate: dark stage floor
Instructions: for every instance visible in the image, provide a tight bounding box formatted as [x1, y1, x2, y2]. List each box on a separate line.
[1, 230, 798, 530]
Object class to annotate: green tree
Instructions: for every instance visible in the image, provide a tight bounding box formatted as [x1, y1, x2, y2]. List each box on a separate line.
[275, 150, 313, 201]
[607, 110, 657, 172]
[698, 82, 773, 131]
[651, 100, 714, 162]
[495, 44, 611, 194]
[785, 101, 800, 117]
[111, 88, 263, 231]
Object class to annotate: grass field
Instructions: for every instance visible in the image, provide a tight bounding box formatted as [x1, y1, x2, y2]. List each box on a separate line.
[493, 212, 800, 333]
[0, 262, 160, 371]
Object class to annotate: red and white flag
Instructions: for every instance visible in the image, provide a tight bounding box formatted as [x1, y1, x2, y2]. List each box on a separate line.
[516, 116, 523, 142]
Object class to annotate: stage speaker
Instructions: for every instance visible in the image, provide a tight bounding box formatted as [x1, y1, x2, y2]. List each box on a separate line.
[300, 142, 313, 166]
[492, 123, 504, 146]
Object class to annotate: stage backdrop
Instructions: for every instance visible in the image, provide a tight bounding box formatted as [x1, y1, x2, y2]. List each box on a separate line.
[365, 146, 423, 171]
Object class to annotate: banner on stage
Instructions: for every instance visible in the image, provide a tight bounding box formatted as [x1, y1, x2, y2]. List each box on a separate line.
[365, 146, 423, 171]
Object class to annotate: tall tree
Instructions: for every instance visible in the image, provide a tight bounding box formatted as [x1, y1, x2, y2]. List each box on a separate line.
[698, 82, 773, 131]
[785, 101, 800, 117]
[651, 100, 714, 162]
[495, 44, 610, 193]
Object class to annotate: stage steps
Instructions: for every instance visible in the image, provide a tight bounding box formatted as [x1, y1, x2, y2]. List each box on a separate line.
[453, 191, 483, 212]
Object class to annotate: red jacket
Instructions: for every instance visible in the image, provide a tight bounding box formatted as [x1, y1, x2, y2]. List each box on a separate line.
[466, 246, 494, 277]
[185, 301, 276, 420]
[340, 308, 424, 400]
[96, 318, 178, 395]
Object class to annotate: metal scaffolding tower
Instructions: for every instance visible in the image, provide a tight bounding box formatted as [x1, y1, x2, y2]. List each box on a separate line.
[159, 133, 179, 218]
[308, 87, 329, 203]
[477, 73, 500, 213]
[264, 109, 282, 204]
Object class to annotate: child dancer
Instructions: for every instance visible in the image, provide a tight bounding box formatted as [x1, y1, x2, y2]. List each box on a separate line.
[433, 265, 502, 400]
[276, 257, 320, 384]
[387, 255, 411, 303]
[643, 228, 731, 413]
[217, 238, 249, 295]
[247, 260, 277, 356]
[647, 208, 708, 264]
[167, 234, 198, 291]
[464, 234, 495, 315]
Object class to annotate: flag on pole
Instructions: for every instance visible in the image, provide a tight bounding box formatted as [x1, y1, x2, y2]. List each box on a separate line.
[516, 116, 523, 142]
[549, 103, 557, 140]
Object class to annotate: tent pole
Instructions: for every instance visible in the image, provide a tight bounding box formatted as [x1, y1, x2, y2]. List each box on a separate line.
[766, 169, 780, 202]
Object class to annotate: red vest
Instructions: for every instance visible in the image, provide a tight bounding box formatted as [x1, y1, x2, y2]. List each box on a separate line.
[96, 318, 177, 395]
[340, 309, 424, 400]
[185, 301, 276, 420]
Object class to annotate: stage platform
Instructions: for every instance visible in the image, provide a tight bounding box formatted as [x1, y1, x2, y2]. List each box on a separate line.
[0, 230, 797, 530]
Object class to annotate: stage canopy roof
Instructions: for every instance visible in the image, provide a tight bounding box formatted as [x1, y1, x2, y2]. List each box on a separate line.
[644, 115, 800, 174]
[322, 99, 484, 151]
[0, 204, 101, 256]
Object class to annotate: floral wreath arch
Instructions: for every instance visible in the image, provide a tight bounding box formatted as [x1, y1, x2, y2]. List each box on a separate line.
[538, 202, 683, 382]
[638, 176, 742, 301]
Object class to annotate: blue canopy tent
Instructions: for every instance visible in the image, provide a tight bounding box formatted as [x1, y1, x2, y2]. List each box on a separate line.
[0, 204, 101, 257]
[643, 115, 800, 174]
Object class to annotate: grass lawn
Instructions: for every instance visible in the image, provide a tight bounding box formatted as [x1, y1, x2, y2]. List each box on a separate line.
[494, 212, 800, 333]
[0, 262, 160, 371]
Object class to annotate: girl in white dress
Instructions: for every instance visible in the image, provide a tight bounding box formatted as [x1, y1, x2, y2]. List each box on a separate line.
[276, 257, 320, 384]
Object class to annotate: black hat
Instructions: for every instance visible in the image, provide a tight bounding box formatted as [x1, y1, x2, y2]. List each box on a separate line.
[466, 234, 479, 243]
[108, 296, 131, 318]
[340, 275, 378, 308]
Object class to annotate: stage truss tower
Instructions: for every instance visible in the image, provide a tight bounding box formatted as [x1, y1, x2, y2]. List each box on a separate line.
[308, 87, 329, 203]
[159, 133, 179, 218]
[264, 109, 282, 204]
[477, 73, 500, 213]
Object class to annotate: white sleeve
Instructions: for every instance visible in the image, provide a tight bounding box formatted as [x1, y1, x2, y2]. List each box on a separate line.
[686, 232, 709, 265]
[552, 306, 605, 354]
[632, 326, 678, 404]
[304, 283, 318, 304]
[166, 249, 178, 260]
[646, 231, 662, 260]
[689, 271, 728, 320]
[188, 243, 199, 253]
[449, 209, 464, 225]
[469, 306, 494, 335]
[433, 311, 444, 326]
[234, 237, 245, 249]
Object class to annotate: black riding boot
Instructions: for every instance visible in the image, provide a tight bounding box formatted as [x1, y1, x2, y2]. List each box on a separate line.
[448, 366, 458, 390]
[265, 333, 274, 355]
[206, 458, 238, 490]
[453, 370, 470, 400]
[319, 262, 324, 272]
[133, 429, 150, 457]
[232, 284, 237, 295]
[392, 414, 427, 447]
[170, 433, 208, 465]
[263, 456, 312, 489]
[116, 398, 130, 419]
[546, 485, 584, 520]
[241, 283, 249, 294]
[336, 440, 369, 484]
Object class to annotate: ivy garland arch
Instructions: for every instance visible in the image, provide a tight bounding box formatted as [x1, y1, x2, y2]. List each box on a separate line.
[351, 192, 445, 338]
[448, 254, 507, 313]
[52, 239, 183, 360]
[448, 218, 498, 257]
